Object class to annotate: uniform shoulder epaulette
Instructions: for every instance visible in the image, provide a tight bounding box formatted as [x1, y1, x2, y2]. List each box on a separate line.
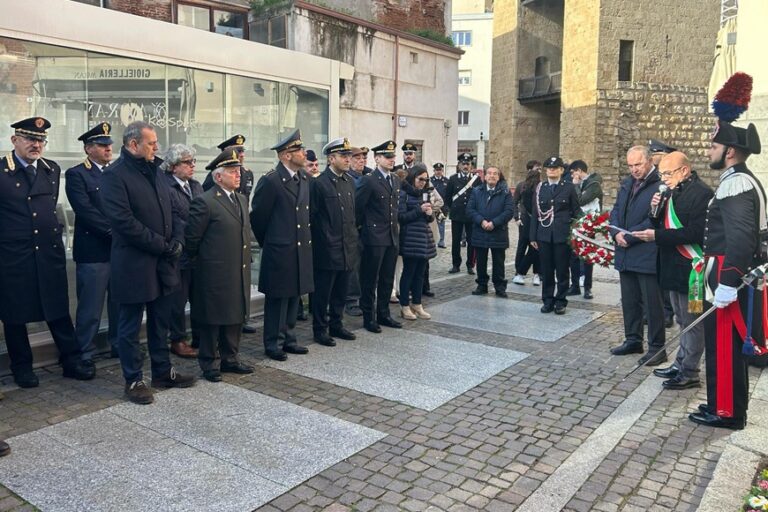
[265, 168, 276, 176]
[716, 173, 755, 199]
[5, 152, 14, 171]
[83, 158, 92, 170]
[39, 158, 53, 170]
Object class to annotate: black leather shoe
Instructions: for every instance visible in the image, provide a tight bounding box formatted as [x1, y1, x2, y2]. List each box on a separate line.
[554, 305, 566, 315]
[283, 345, 309, 355]
[221, 362, 254, 374]
[698, 403, 712, 414]
[637, 350, 667, 366]
[364, 321, 382, 333]
[495, 290, 508, 298]
[0, 440, 10, 457]
[242, 323, 257, 334]
[422, 290, 435, 297]
[314, 333, 336, 347]
[63, 361, 96, 381]
[652, 365, 680, 379]
[467, 267, 475, 275]
[265, 349, 287, 361]
[203, 370, 222, 382]
[583, 289, 593, 300]
[379, 316, 402, 329]
[329, 327, 356, 340]
[540, 304, 554, 313]
[448, 267, 460, 274]
[13, 369, 39, 389]
[689, 411, 745, 430]
[610, 341, 644, 356]
[566, 286, 581, 296]
[472, 286, 488, 295]
[665, 316, 674, 328]
[345, 305, 363, 317]
[663, 375, 700, 390]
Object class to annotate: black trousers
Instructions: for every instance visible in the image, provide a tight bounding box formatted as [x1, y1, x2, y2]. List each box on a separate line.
[514, 221, 539, 275]
[538, 241, 571, 307]
[582, 261, 594, 290]
[197, 323, 241, 371]
[476, 247, 506, 291]
[360, 244, 397, 321]
[3, 316, 80, 373]
[619, 270, 665, 350]
[569, 252, 581, 288]
[263, 296, 299, 353]
[422, 261, 431, 293]
[451, 220, 475, 269]
[168, 268, 199, 344]
[312, 269, 350, 335]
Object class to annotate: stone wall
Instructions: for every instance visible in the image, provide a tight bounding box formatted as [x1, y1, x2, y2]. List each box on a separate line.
[594, 82, 717, 203]
[374, 0, 447, 34]
[105, 0, 171, 21]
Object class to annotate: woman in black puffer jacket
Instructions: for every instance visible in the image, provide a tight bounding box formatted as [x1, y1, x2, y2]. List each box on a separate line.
[398, 165, 437, 320]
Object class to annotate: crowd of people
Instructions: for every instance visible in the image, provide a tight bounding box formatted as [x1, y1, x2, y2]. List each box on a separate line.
[0, 88, 764, 460]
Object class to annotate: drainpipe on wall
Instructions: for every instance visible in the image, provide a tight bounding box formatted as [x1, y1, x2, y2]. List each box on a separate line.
[393, 34, 399, 140]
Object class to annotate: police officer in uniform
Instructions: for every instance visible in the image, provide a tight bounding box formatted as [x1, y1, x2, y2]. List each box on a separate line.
[202, 134, 255, 200]
[356, 140, 403, 333]
[250, 129, 314, 361]
[446, 152, 481, 274]
[65, 122, 118, 366]
[402, 142, 418, 170]
[689, 108, 765, 430]
[530, 157, 582, 315]
[0, 117, 94, 387]
[431, 163, 449, 248]
[310, 138, 358, 346]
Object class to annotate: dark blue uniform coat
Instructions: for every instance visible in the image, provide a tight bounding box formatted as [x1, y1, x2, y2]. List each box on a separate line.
[250, 162, 314, 298]
[530, 181, 582, 243]
[101, 147, 184, 305]
[0, 152, 69, 323]
[310, 167, 358, 271]
[65, 158, 112, 264]
[355, 169, 400, 248]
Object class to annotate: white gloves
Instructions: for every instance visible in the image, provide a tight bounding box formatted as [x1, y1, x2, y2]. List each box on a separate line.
[713, 284, 739, 308]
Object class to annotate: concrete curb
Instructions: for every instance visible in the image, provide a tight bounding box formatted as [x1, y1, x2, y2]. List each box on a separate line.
[698, 370, 768, 511]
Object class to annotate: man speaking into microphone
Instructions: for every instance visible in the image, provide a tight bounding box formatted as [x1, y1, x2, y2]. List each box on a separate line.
[632, 152, 713, 390]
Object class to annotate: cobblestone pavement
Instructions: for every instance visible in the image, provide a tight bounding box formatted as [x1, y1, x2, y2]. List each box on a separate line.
[0, 225, 749, 511]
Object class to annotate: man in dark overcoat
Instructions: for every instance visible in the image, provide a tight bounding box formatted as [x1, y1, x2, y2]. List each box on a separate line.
[530, 157, 582, 314]
[446, 152, 481, 274]
[65, 122, 118, 367]
[0, 117, 94, 388]
[310, 138, 359, 347]
[185, 150, 253, 382]
[609, 145, 666, 365]
[250, 129, 314, 361]
[101, 121, 196, 404]
[355, 140, 403, 333]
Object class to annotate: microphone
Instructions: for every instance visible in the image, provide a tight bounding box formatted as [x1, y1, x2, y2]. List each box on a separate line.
[649, 184, 670, 220]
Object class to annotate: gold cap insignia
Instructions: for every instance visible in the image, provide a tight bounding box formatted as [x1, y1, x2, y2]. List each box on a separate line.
[102, 123, 110, 135]
[35, 118, 45, 129]
[343, 138, 350, 150]
[235, 136, 244, 145]
[386, 141, 396, 152]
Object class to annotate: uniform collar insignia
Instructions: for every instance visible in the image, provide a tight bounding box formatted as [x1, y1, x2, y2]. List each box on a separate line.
[84, 158, 92, 170]
[6, 152, 15, 171]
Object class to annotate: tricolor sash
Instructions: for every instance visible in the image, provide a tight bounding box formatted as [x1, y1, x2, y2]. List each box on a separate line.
[664, 196, 705, 313]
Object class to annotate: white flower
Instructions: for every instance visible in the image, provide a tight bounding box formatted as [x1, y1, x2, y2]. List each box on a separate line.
[749, 495, 768, 508]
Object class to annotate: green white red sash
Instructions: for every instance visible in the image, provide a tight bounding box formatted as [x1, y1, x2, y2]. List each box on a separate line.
[664, 196, 705, 313]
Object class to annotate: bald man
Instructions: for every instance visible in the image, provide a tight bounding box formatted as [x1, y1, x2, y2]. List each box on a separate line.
[633, 152, 713, 389]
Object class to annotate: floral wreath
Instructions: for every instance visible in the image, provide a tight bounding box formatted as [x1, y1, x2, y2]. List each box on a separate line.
[570, 211, 615, 268]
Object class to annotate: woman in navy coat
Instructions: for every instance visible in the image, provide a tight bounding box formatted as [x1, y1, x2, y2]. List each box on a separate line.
[397, 165, 437, 320]
[467, 167, 515, 297]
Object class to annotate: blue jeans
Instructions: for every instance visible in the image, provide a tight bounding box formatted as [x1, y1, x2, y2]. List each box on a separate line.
[74, 262, 118, 360]
[437, 220, 446, 245]
[116, 294, 173, 383]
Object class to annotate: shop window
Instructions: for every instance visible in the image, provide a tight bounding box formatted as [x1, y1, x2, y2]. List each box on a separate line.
[177, 2, 248, 39]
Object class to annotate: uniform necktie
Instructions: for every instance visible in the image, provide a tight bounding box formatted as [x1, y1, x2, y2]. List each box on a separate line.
[293, 174, 299, 182]
[24, 164, 36, 184]
[183, 182, 192, 198]
[386, 174, 392, 187]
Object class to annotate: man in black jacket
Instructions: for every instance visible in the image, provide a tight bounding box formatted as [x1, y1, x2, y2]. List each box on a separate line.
[633, 152, 713, 390]
[310, 138, 358, 346]
[102, 121, 196, 404]
[446, 153, 481, 274]
[355, 140, 403, 333]
[430, 163, 449, 248]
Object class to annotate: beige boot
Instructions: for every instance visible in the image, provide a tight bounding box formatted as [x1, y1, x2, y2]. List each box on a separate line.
[400, 305, 417, 320]
[411, 304, 431, 319]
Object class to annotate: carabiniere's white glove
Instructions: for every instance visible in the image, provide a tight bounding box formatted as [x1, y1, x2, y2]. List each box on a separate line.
[713, 284, 739, 309]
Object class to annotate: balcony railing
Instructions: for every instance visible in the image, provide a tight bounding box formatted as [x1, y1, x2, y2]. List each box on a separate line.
[517, 71, 561, 103]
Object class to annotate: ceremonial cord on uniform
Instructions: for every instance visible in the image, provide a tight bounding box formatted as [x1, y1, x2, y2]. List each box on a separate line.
[534, 182, 554, 227]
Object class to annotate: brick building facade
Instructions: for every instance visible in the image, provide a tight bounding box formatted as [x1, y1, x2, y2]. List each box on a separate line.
[490, 0, 721, 203]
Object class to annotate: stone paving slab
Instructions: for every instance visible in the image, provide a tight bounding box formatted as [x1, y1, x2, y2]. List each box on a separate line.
[263, 330, 528, 410]
[0, 383, 385, 511]
[429, 295, 605, 341]
[506, 278, 622, 307]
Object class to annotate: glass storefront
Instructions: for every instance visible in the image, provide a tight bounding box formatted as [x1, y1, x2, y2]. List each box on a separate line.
[0, 36, 329, 342]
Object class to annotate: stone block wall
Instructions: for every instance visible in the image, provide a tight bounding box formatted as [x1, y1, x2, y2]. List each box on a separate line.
[105, 0, 171, 21]
[374, 0, 446, 34]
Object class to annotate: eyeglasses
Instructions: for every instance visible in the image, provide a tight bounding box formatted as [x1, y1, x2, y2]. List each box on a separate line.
[416, 177, 429, 182]
[660, 166, 684, 177]
[180, 159, 196, 165]
[21, 136, 47, 147]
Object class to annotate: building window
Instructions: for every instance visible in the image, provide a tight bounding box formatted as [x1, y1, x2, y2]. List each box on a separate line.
[458, 111, 470, 126]
[534, 56, 550, 76]
[177, 2, 248, 39]
[452, 31, 472, 47]
[619, 40, 634, 81]
[250, 15, 287, 48]
[458, 70, 472, 86]
[410, 51, 419, 64]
